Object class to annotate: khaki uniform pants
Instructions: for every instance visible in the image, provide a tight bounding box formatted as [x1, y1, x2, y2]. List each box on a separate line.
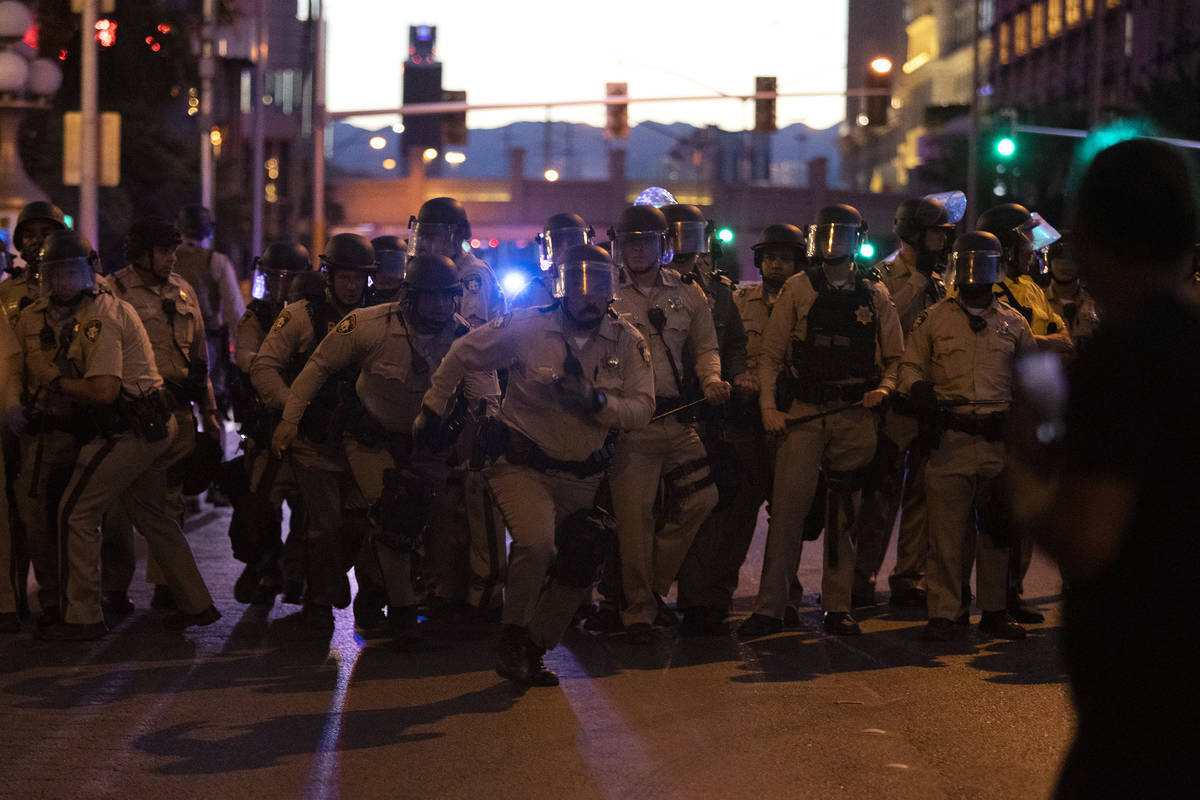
[854, 446, 930, 597]
[610, 417, 717, 627]
[924, 431, 1009, 620]
[485, 459, 601, 649]
[14, 430, 77, 610]
[0, 439, 11, 614]
[288, 437, 356, 609]
[754, 403, 877, 618]
[59, 418, 213, 625]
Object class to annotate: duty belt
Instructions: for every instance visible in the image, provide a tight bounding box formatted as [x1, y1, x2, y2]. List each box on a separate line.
[26, 412, 79, 435]
[942, 411, 1008, 442]
[789, 378, 875, 405]
[504, 426, 614, 479]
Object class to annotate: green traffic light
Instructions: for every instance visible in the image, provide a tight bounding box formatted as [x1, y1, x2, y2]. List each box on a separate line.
[716, 227, 734, 244]
[859, 242, 875, 259]
[996, 137, 1016, 158]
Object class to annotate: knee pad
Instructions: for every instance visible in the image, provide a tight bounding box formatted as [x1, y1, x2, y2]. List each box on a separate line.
[548, 506, 617, 588]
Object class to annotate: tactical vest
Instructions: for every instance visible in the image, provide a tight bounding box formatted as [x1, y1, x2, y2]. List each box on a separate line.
[173, 245, 219, 331]
[791, 267, 880, 390]
[284, 296, 356, 442]
[247, 298, 280, 338]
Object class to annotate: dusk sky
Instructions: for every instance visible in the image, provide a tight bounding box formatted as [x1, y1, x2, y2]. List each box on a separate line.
[321, 0, 850, 132]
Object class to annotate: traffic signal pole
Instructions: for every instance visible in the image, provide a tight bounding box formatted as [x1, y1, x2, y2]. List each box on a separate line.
[966, 0, 981, 229]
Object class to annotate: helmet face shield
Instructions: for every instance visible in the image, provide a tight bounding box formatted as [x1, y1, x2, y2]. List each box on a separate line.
[374, 249, 406, 280]
[669, 220, 709, 256]
[807, 223, 861, 262]
[613, 231, 670, 271]
[948, 250, 1003, 286]
[1016, 212, 1061, 252]
[41, 259, 94, 300]
[407, 221, 460, 259]
[555, 260, 617, 302]
[252, 268, 298, 301]
[538, 226, 591, 272]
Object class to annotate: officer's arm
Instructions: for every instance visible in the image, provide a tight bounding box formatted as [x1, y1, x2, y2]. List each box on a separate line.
[251, 309, 306, 409]
[897, 319, 932, 394]
[1016, 316, 1038, 356]
[686, 287, 723, 388]
[721, 291, 750, 381]
[885, 268, 928, 324]
[422, 318, 520, 416]
[757, 282, 796, 413]
[1035, 304, 1074, 353]
[875, 286, 906, 392]
[281, 317, 366, 424]
[595, 330, 655, 430]
[214, 253, 247, 332]
[233, 313, 262, 374]
[0, 307, 19, 411]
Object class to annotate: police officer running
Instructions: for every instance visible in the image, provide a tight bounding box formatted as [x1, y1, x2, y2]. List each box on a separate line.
[369, 236, 407, 305]
[511, 213, 595, 310]
[418, 243, 654, 684]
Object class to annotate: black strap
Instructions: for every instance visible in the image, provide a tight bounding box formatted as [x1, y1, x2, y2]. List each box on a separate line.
[647, 306, 685, 395]
[662, 456, 710, 485]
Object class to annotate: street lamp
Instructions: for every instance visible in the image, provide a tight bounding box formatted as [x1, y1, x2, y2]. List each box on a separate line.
[0, 1, 63, 239]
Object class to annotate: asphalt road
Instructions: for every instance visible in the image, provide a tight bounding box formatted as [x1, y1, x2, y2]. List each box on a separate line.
[0, 499, 1075, 800]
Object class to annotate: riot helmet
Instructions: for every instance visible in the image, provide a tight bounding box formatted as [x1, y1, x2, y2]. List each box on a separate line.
[807, 204, 865, 263]
[39, 229, 97, 302]
[402, 253, 462, 330]
[14, 200, 68, 270]
[947, 231, 1003, 287]
[407, 196, 470, 259]
[251, 240, 310, 301]
[608, 204, 672, 273]
[371, 235, 407, 302]
[319, 233, 374, 308]
[895, 196, 955, 273]
[536, 212, 594, 273]
[752, 224, 807, 271]
[177, 204, 215, 240]
[124, 218, 182, 281]
[662, 204, 711, 257]
[1048, 231, 1079, 284]
[555, 244, 616, 326]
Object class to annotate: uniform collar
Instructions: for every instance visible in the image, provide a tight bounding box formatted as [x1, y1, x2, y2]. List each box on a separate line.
[543, 306, 620, 342]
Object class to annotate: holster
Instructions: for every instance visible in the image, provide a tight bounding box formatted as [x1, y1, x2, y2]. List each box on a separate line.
[371, 467, 437, 552]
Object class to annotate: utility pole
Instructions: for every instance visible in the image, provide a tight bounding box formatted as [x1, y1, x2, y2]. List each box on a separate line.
[250, 0, 267, 258]
[199, 0, 215, 209]
[311, 0, 326, 253]
[79, 0, 98, 245]
[966, 0, 981, 230]
[1089, 0, 1104, 126]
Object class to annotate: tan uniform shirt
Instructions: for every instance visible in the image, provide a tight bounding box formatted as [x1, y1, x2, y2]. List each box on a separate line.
[173, 242, 246, 334]
[234, 312, 266, 374]
[734, 282, 777, 377]
[898, 297, 1037, 410]
[1047, 282, 1100, 344]
[284, 303, 465, 433]
[612, 267, 722, 400]
[881, 248, 945, 335]
[109, 266, 206, 390]
[423, 306, 655, 462]
[14, 297, 84, 416]
[250, 296, 342, 411]
[0, 276, 38, 327]
[961, 274, 1067, 337]
[0, 305, 20, 410]
[759, 269, 905, 414]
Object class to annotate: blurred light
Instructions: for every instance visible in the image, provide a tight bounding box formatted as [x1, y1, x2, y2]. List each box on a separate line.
[716, 227, 734, 244]
[57, 49, 67, 61]
[369, 136, 386, 150]
[145, 36, 154, 44]
[469, 238, 481, 249]
[870, 57, 893, 74]
[488, 237, 499, 248]
[265, 157, 279, 180]
[251, 271, 266, 300]
[634, 186, 676, 207]
[157, 23, 172, 35]
[150, 42, 161, 53]
[63, 214, 74, 229]
[995, 137, 1016, 157]
[94, 19, 116, 47]
[422, 147, 438, 162]
[444, 151, 466, 165]
[382, 158, 397, 170]
[543, 168, 559, 182]
[391, 122, 404, 133]
[209, 128, 222, 146]
[501, 271, 528, 297]
[857, 114, 870, 126]
[859, 242, 876, 259]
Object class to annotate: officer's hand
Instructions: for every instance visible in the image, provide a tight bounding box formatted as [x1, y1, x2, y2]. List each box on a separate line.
[35, 363, 61, 391]
[554, 374, 595, 416]
[411, 405, 442, 451]
[200, 411, 223, 441]
[862, 388, 889, 409]
[6, 405, 29, 437]
[703, 380, 732, 406]
[762, 408, 788, 434]
[732, 372, 759, 395]
[271, 419, 298, 457]
[909, 380, 938, 412]
[1035, 332, 1074, 355]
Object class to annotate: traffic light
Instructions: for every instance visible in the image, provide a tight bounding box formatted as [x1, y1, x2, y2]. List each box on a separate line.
[994, 110, 1018, 159]
[442, 89, 467, 146]
[859, 241, 876, 260]
[716, 227, 734, 244]
[605, 82, 629, 139]
[865, 57, 893, 127]
[402, 61, 442, 154]
[754, 76, 776, 134]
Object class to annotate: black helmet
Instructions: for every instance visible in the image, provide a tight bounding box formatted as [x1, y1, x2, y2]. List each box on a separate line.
[662, 204, 710, 256]
[609, 204, 671, 270]
[39, 230, 96, 297]
[752, 224, 807, 270]
[319, 233, 375, 272]
[976, 203, 1032, 244]
[256, 241, 310, 272]
[177, 204, 215, 240]
[402, 253, 462, 294]
[14, 201, 68, 244]
[948, 231, 1003, 286]
[894, 197, 953, 245]
[124, 218, 182, 263]
[407, 197, 470, 258]
[537, 212, 594, 272]
[554, 243, 617, 301]
[40, 229, 95, 267]
[807, 204, 865, 262]
[613, 204, 668, 234]
[372, 235, 407, 279]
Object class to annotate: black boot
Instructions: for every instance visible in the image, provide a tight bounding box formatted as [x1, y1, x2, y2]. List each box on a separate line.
[496, 624, 532, 683]
[525, 641, 560, 687]
[388, 605, 422, 650]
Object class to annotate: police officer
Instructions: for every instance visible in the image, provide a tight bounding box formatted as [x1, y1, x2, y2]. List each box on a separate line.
[607, 203, 729, 644]
[511, 213, 595, 310]
[369, 235, 406, 305]
[0, 304, 21, 632]
[677, 223, 808, 635]
[173, 204, 246, 421]
[407, 196, 504, 328]
[855, 196, 957, 609]
[1045, 232, 1099, 351]
[1, 201, 68, 325]
[976, 202, 1071, 622]
[899, 231, 1036, 641]
[22, 231, 218, 640]
[418, 243, 654, 684]
[274, 254, 467, 647]
[103, 219, 222, 611]
[740, 204, 904, 638]
[228, 241, 311, 605]
[251, 233, 375, 630]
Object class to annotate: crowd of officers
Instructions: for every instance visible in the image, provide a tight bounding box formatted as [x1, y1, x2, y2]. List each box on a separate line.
[0, 187, 1097, 686]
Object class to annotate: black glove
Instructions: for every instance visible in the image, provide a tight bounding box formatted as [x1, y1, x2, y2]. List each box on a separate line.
[411, 405, 442, 451]
[909, 380, 938, 413]
[554, 374, 604, 416]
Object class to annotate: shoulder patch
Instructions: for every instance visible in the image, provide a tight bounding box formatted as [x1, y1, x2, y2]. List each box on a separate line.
[334, 314, 357, 335]
[911, 308, 929, 331]
[83, 319, 102, 343]
[272, 309, 292, 331]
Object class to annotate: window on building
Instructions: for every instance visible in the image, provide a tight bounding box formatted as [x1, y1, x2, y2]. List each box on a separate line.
[1124, 10, 1133, 56]
[1015, 11, 1029, 57]
[1032, 2, 1046, 48]
[1066, 0, 1082, 26]
[1048, 0, 1063, 36]
[980, 0, 995, 30]
[999, 19, 1011, 64]
[1107, 0, 1122, 8]
[1085, 0, 1094, 15]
